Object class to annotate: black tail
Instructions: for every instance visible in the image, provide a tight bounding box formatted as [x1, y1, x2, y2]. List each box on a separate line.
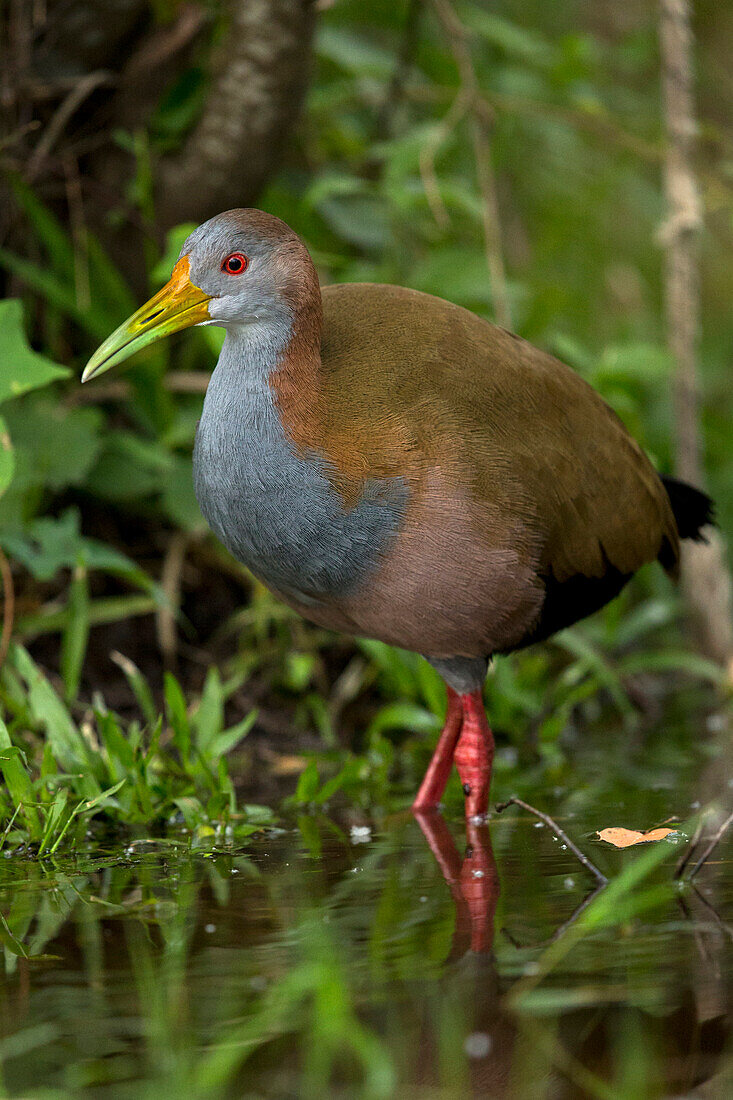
[661, 475, 714, 542]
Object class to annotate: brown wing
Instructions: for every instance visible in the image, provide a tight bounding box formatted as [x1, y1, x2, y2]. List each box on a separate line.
[320, 282, 679, 596]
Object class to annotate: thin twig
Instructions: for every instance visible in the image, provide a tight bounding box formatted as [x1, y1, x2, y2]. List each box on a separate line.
[164, 371, 211, 394]
[64, 155, 90, 311]
[432, 0, 512, 329]
[374, 0, 423, 141]
[404, 84, 664, 162]
[495, 796, 608, 885]
[675, 813, 704, 878]
[690, 883, 733, 941]
[155, 532, 190, 669]
[27, 70, 111, 179]
[503, 882, 606, 950]
[0, 546, 15, 668]
[686, 808, 733, 880]
[676, 893, 714, 965]
[0, 119, 41, 153]
[0, 803, 23, 852]
[418, 90, 469, 227]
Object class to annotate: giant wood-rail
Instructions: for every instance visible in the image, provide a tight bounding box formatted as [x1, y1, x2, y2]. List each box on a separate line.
[83, 209, 712, 820]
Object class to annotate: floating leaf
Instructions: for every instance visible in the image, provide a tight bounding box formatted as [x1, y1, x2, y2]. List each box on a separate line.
[597, 826, 678, 848]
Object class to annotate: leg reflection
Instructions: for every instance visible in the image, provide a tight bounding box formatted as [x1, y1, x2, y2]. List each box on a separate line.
[414, 811, 500, 956]
[412, 811, 513, 1096]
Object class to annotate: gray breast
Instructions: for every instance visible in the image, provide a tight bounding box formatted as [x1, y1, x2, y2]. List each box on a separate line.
[193, 339, 407, 603]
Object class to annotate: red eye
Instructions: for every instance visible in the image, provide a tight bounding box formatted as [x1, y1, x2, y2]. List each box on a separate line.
[222, 252, 248, 275]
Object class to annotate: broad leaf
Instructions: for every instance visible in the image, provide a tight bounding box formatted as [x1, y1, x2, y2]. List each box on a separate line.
[0, 300, 69, 403]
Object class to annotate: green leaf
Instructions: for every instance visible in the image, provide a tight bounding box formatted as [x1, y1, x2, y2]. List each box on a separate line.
[85, 234, 136, 320]
[294, 759, 320, 803]
[151, 223, 198, 286]
[38, 789, 70, 856]
[0, 717, 41, 839]
[0, 301, 70, 403]
[160, 454, 206, 531]
[463, 11, 556, 67]
[165, 672, 191, 764]
[6, 175, 76, 273]
[0, 415, 15, 497]
[316, 27, 395, 77]
[317, 194, 389, 251]
[84, 430, 173, 502]
[366, 702, 440, 740]
[78, 778, 126, 814]
[60, 563, 90, 702]
[110, 652, 157, 726]
[150, 68, 208, 148]
[15, 593, 157, 641]
[204, 711, 258, 761]
[8, 646, 101, 795]
[1, 399, 102, 492]
[96, 710, 135, 773]
[0, 253, 109, 339]
[0, 509, 157, 594]
[173, 795, 206, 829]
[313, 758, 361, 805]
[0, 912, 29, 958]
[194, 668, 225, 754]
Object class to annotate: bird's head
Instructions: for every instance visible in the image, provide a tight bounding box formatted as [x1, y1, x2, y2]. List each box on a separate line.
[82, 209, 319, 381]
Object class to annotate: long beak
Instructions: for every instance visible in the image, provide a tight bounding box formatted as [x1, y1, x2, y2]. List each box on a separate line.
[82, 256, 211, 382]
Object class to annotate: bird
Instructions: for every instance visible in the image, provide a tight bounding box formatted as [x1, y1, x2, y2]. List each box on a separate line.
[83, 208, 713, 820]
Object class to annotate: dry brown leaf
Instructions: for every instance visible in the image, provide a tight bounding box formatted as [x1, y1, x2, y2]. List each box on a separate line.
[597, 826, 676, 848]
[268, 753, 309, 777]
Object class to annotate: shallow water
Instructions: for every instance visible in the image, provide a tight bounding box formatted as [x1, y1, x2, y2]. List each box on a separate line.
[0, 731, 732, 1098]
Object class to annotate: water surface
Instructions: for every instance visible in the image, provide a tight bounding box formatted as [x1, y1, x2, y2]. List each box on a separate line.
[1, 730, 732, 1098]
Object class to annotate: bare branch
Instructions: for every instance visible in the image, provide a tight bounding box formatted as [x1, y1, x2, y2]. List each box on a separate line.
[495, 796, 608, 885]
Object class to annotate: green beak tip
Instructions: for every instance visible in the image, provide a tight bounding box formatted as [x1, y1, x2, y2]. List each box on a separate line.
[81, 322, 146, 383]
[81, 360, 101, 383]
[81, 350, 117, 383]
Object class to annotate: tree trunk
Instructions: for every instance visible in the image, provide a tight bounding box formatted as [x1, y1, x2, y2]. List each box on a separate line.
[157, 0, 316, 228]
[2, 1, 317, 290]
[659, 0, 733, 673]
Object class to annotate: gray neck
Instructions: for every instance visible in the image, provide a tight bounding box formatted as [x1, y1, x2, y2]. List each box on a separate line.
[206, 316, 291, 400]
[193, 321, 406, 602]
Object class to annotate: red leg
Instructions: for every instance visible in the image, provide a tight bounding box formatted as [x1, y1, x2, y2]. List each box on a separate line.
[453, 689, 495, 820]
[412, 687, 463, 812]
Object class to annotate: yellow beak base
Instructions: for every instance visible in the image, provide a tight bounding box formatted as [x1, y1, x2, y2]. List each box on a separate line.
[82, 256, 211, 382]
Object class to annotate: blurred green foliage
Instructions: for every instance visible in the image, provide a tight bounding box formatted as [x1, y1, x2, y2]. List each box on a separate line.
[0, 0, 731, 837]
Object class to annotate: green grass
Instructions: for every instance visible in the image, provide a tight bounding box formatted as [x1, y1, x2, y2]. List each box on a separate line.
[0, 644, 266, 853]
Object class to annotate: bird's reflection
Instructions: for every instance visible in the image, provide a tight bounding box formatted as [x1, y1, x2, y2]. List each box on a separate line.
[411, 809, 732, 1098]
[414, 810, 500, 956]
